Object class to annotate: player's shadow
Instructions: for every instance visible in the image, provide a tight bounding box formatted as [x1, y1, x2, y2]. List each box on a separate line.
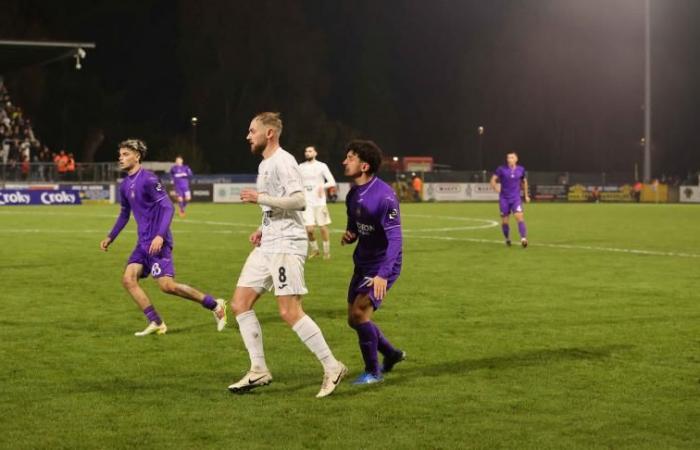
[330, 344, 633, 398]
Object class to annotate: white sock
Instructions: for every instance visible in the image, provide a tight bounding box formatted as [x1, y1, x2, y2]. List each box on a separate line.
[322, 240, 330, 255]
[309, 240, 319, 252]
[235, 310, 268, 372]
[292, 315, 339, 373]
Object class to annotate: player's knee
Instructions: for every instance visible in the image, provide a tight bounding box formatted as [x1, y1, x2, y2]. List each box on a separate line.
[347, 310, 364, 328]
[279, 307, 301, 326]
[158, 279, 178, 295]
[121, 274, 138, 290]
[231, 300, 248, 316]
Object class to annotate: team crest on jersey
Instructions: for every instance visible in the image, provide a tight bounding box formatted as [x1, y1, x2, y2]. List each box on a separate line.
[388, 208, 398, 220]
[155, 182, 163, 191]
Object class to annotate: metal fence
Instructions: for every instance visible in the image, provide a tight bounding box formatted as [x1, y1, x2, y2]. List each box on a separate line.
[0, 162, 118, 183]
[377, 170, 637, 185]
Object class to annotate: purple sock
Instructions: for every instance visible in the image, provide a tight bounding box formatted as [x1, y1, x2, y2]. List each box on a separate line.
[178, 201, 185, 213]
[372, 322, 397, 357]
[143, 305, 162, 325]
[201, 294, 217, 310]
[518, 221, 527, 238]
[354, 322, 380, 376]
[502, 223, 510, 239]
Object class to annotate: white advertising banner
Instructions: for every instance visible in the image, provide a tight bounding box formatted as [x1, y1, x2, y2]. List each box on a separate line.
[465, 183, 499, 201]
[423, 183, 498, 201]
[679, 185, 700, 203]
[213, 183, 257, 203]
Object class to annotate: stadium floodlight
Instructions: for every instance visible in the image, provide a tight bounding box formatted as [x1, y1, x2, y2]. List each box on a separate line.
[74, 47, 86, 70]
[0, 39, 95, 72]
[191, 117, 198, 126]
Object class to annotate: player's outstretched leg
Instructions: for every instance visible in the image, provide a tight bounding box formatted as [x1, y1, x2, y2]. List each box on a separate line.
[515, 212, 528, 248]
[307, 226, 320, 259]
[320, 225, 331, 260]
[228, 287, 272, 393]
[350, 322, 383, 384]
[374, 323, 405, 373]
[279, 296, 346, 398]
[177, 196, 186, 218]
[157, 277, 227, 331]
[122, 263, 168, 336]
[348, 296, 388, 385]
[501, 220, 511, 246]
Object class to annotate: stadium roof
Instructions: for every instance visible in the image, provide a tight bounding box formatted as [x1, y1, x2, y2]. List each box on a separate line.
[0, 39, 96, 73]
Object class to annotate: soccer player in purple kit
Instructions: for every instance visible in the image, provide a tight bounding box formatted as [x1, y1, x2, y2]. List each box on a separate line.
[341, 140, 405, 385]
[100, 139, 227, 336]
[490, 151, 531, 248]
[169, 156, 193, 218]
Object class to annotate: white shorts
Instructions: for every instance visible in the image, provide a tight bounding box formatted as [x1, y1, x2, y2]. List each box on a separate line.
[302, 205, 331, 227]
[236, 248, 308, 296]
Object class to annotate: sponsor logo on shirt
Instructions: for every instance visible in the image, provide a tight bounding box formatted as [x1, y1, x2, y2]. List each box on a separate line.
[388, 208, 398, 220]
[356, 222, 375, 235]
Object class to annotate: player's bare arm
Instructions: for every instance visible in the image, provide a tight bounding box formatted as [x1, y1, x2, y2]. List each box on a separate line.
[490, 174, 501, 193]
[100, 237, 112, 252]
[523, 178, 531, 203]
[240, 188, 259, 203]
[149, 235, 164, 255]
[249, 229, 262, 246]
[341, 230, 358, 245]
[368, 276, 388, 300]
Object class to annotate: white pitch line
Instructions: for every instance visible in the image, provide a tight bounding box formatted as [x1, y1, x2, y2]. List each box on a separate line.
[0, 229, 248, 234]
[407, 234, 700, 259]
[1, 210, 696, 258]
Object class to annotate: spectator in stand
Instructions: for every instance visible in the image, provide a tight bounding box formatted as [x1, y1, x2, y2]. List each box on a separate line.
[66, 152, 76, 180]
[38, 145, 51, 181]
[20, 154, 29, 181]
[633, 181, 643, 203]
[411, 173, 423, 202]
[56, 150, 69, 180]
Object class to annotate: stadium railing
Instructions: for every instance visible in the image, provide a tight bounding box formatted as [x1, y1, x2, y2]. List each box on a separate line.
[0, 162, 118, 183]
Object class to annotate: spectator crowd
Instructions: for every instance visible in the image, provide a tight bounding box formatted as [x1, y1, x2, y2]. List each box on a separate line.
[0, 77, 76, 181]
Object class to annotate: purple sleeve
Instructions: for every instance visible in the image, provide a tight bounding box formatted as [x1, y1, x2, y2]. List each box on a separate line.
[377, 195, 402, 279]
[146, 175, 173, 237]
[108, 189, 130, 240]
[345, 191, 358, 234]
[155, 197, 174, 238]
[187, 166, 193, 179]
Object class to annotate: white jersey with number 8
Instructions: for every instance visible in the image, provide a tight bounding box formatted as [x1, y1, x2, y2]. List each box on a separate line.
[256, 148, 308, 256]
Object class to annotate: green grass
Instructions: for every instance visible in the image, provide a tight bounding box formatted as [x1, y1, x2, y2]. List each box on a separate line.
[1, 202, 699, 449]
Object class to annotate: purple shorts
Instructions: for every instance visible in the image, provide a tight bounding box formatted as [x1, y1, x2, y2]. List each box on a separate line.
[127, 244, 175, 279]
[174, 184, 191, 198]
[499, 197, 523, 216]
[347, 267, 400, 310]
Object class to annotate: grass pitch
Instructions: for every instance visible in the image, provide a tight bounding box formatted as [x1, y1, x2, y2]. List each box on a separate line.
[0, 202, 698, 449]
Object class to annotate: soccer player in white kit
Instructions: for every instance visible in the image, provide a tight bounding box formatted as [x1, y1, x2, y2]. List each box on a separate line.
[227, 112, 347, 398]
[299, 146, 336, 259]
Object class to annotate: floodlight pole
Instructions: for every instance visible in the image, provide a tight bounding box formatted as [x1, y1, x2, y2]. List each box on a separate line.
[643, 0, 652, 183]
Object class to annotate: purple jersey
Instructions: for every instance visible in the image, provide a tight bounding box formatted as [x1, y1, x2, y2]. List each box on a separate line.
[494, 165, 526, 200]
[109, 168, 174, 249]
[345, 176, 402, 279]
[170, 164, 193, 189]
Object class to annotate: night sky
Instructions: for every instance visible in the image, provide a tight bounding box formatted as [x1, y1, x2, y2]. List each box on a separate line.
[2, 0, 699, 177]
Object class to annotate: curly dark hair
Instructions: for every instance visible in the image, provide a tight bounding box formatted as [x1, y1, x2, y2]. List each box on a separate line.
[345, 139, 383, 175]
